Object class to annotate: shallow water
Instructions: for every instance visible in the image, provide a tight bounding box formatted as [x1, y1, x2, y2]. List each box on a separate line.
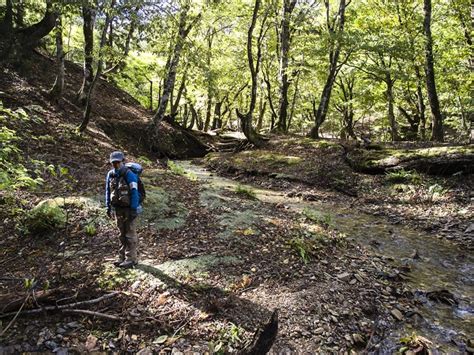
[176, 160, 473, 353]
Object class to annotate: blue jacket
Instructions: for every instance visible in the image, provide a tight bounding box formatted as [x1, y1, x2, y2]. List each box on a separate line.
[105, 166, 139, 210]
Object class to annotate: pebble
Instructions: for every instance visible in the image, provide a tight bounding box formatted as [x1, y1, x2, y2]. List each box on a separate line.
[314, 327, 325, 335]
[44, 340, 58, 351]
[337, 272, 351, 281]
[391, 308, 404, 321]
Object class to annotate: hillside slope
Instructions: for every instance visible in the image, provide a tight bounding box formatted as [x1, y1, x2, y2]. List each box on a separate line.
[0, 51, 208, 163]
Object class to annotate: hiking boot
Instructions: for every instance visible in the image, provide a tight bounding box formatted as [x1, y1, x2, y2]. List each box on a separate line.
[113, 260, 125, 267]
[118, 260, 137, 269]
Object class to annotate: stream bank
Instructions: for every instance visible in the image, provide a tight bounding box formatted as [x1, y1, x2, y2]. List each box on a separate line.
[183, 160, 473, 353]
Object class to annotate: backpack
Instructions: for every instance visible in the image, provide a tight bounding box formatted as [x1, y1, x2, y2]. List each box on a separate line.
[125, 162, 146, 204]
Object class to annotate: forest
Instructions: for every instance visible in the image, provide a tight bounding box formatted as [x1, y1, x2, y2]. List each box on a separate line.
[0, 0, 473, 353]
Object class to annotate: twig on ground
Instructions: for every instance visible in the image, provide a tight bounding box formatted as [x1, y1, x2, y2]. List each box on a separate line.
[55, 291, 79, 306]
[172, 311, 194, 338]
[62, 309, 121, 321]
[0, 291, 119, 319]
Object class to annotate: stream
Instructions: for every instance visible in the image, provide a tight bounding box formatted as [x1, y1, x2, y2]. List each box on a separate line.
[176, 160, 473, 353]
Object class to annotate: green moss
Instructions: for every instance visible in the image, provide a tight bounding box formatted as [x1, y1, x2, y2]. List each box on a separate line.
[98, 264, 141, 290]
[235, 184, 257, 199]
[385, 169, 422, 184]
[141, 186, 188, 230]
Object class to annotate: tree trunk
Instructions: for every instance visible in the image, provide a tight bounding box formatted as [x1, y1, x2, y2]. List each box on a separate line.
[0, 0, 13, 33]
[204, 32, 213, 132]
[287, 71, 300, 131]
[0, 0, 57, 62]
[189, 104, 197, 130]
[103, 3, 138, 75]
[423, 0, 443, 142]
[415, 66, 426, 140]
[78, 5, 112, 133]
[171, 71, 186, 118]
[48, 15, 64, 101]
[212, 101, 223, 130]
[236, 0, 265, 147]
[276, 0, 297, 132]
[263, 69, 278, 131]
[310, 67, 337, 138]
[14, 0, 24, 28]
[153, 5, 199, 125]
[76, 4, 96, 106]
[386, 74, 399, 141]
[309, 0, 347, 139]
[148, 78, 153, 111]
[257, 95, 267, 132]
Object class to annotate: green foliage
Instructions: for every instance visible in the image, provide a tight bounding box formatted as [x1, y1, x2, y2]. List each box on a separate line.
[302, 208, 333, 228]
[167, 161, 197, 180]
[234, 184, 257, 199]
[168, 160, 187, 176]
[24, 201, 66, 235]
[97, 264, 140, 290]
[385, 169, 421, 184]
[138, 155, 153, 166]
[0, 104, 45, 191]
[209, 323, 244, 354]
[427, 183, 448, 201]
[84, 222, 97, 236]
[289, 237, 312, 264]
[23, 278, 36, 290]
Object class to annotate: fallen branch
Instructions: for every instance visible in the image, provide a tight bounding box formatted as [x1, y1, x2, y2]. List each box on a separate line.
[0, 292, 119, 319]
[0, 294, 30, 337]
[62, 309, 121, 321]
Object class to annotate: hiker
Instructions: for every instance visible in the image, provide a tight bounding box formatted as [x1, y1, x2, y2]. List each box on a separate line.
[105, 151, 140, 268]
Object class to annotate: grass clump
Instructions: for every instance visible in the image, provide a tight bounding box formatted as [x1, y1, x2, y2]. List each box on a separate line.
[289, 237, 312, 264]
[168, 160, 186, 176]
[84, 222, 97, 236]
[302, 208, 333, 228]
[235, 184, 257, 199]
[385, 169, 421, 184]
[167, 161, 197, 180]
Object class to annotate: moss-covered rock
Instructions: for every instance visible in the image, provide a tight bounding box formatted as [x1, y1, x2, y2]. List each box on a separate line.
[25, 199, 67, 235]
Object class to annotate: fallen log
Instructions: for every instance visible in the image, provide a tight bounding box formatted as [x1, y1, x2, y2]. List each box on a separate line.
[345, 146, 474, 176]
[0, 288, 65, 313]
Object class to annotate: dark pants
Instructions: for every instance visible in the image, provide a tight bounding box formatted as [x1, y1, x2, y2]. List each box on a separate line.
[114, 208, 138, 262]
